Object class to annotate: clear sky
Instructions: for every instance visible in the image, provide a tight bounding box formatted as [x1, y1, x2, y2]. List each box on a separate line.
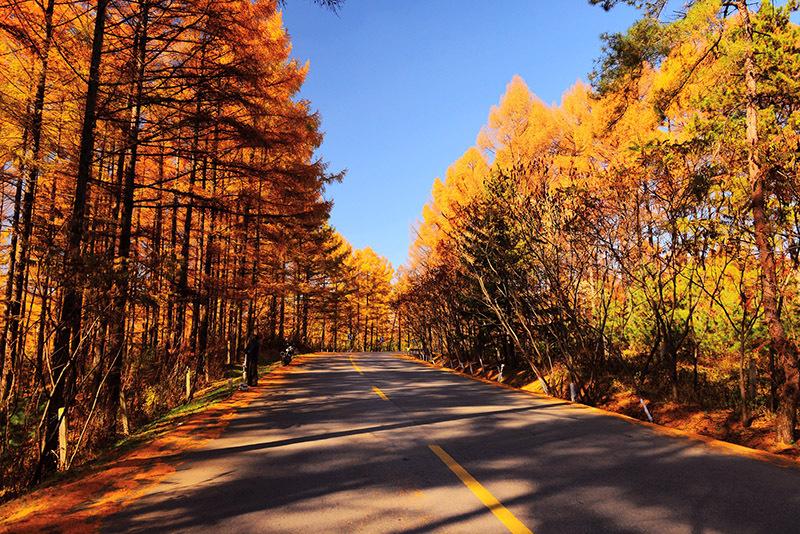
[281, 0, 640, 269]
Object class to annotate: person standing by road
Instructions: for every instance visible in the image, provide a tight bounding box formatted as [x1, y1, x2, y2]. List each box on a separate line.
[244, 334, 261, 386]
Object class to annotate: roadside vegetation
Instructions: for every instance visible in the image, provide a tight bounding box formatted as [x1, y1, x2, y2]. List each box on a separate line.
[397, 0, 800, 450]
[0, 0, 404, 498]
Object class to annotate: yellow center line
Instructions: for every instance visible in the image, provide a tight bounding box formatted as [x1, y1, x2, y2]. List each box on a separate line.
[349, 355, 363, 374]
[428, 444, 533, 534]
[372, 386, 389, 400]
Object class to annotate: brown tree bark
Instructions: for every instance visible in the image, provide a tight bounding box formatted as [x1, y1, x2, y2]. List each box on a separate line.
[107, 0, 150, 437]
[738, 0, 798, 443]
[38, 0, 111, 481]
[1, 0, 56, 406]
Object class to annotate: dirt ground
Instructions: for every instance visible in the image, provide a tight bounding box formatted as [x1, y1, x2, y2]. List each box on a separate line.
[602, 391, 800, 460]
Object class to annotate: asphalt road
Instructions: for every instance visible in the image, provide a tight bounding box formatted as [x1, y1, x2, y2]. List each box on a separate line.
[105, 352, 800, 533]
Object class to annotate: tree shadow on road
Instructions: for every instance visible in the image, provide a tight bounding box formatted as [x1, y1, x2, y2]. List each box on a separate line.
[105, 354, 800, 534]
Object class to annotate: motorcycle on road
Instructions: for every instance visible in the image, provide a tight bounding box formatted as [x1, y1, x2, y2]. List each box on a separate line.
[281, 346, 295, 365]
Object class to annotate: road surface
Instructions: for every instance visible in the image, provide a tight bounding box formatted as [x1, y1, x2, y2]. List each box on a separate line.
[106, 352, 800, 533]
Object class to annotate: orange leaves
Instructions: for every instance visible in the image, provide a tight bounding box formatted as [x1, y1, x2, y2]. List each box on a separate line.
[0, 0, 340, 490]
[349, 246, 394, 293]
[412, 147, 489, 269]
[479, 75, 559, 170]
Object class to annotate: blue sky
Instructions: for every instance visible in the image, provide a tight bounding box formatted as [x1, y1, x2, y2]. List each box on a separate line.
[282, 0, 640, 269]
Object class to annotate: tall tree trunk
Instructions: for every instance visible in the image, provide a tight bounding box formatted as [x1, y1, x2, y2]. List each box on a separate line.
[2, 0, 56, 405]
[739, 0, 798, 443]
[362, 296, 369, 351]
[38, 0, 110, 481]
[397, 308, 401, 351]
[166, 193, 178, 348]
[332, 300, 339, 351]
[739, 329, 751, 427]
[107, 0, 150, 437]
[0, 154, 25, 396]
[197, 125, 219, 379]
[278, 262, 286, 341]
[175, 44, 205, 351]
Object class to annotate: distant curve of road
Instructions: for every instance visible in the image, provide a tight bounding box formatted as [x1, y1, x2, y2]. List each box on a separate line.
[105, 352, 800, 533]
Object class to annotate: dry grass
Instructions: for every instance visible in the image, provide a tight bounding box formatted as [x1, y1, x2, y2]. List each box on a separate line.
[0, 359, 298, 533]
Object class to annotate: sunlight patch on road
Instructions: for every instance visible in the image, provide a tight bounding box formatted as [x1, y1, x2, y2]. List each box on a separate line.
[428, 444, 533, 534]
[372, 386, 389, 400]
[349, 355, 363, 374]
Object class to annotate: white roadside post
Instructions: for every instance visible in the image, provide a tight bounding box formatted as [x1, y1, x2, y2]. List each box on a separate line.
[539, 377, 549, 395]
[639, 398, 654, 422]
[569, 382, 577, 403]
[58, 407, 67, 470]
